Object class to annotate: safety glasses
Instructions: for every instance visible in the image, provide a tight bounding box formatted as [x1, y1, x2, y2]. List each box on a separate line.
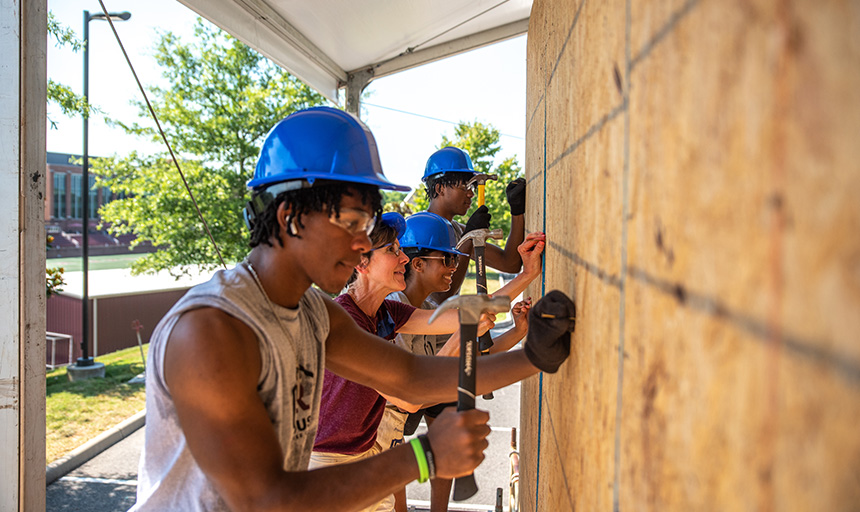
[447, 182, 475, 193]
[419, 253, 460, 268]
[329, 208, 377, 237]
[373, 242, 403, 258]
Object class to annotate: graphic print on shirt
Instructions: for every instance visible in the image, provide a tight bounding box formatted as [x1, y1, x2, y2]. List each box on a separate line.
[376, 309, 397, 339]
[293, 364, 315, 436]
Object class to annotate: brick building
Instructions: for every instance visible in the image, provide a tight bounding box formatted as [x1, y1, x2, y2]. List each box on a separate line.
[45, 151, 152, 258]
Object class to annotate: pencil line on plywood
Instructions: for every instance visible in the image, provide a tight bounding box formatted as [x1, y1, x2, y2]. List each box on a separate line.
[547, 241, 622, 289]
[526, 0, 585, 137]
[526, 93, 544, 136]
[548, 0, 587, 86]
[627, 266, 860, 387]
[546, 101, 627, 171]
[527, 100, 627, 186]
[544, 241, 860, 386]
[630, 0, 701, 70]
[545, 397, 578, 510]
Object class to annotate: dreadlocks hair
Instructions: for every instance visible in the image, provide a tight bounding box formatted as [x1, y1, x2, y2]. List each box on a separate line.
[248, 181, 383, 249]
[344, 219, 402, 288]
[423, 171, 475, 200]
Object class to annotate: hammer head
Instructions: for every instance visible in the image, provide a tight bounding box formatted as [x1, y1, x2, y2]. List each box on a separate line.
[466, 173, 499, 188]
[428, 294, 511, 325]
[456, 228, 504, 250]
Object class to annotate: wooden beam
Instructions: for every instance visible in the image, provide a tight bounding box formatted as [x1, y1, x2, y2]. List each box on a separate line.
[0, 0, 24, 504]
[20, 0, 47, 509]
[0, 0, 46, 509]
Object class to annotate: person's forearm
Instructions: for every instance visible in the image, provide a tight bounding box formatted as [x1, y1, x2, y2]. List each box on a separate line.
[436, 333, 458, 357]
[488, 325, 527, 354]
[437, 323, 524, 357]
[494, 214, 526, 272]
[490, 266, 538, 301]
[254, 444, 420, 512]
[380, 391, 422, 413]
[398, 350, 537, 404]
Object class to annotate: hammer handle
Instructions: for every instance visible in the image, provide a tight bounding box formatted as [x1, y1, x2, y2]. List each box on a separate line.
[477, 184, 485, 207]
[454, 321, 480, 501]
[474, 244, 494, 400]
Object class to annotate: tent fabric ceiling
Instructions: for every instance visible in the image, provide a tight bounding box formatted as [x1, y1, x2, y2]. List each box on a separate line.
[177, 0, 533, 102]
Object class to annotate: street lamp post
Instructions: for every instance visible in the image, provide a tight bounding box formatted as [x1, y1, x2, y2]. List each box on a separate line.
[76, 10, 131, 369]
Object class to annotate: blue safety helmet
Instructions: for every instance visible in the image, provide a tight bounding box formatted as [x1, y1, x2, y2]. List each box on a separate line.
[421, 147, 478, 182]
[380, 212, 406, 239]
[248, 106, 410, 192]
[399, 212, 467, 256]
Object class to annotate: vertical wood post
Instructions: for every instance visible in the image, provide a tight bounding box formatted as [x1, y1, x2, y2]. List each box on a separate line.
[1, 0, 47, 509]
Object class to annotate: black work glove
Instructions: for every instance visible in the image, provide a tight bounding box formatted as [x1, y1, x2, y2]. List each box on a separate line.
[524, 290, 576, 373]
[505, 178, 526, 216]
[463, 205, 491, 234]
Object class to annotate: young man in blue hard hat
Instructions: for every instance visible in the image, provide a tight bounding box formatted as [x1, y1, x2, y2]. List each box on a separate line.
[409, 148, 538, 510]
[131, 107, 575, 512]
[421, 146, 529, 306]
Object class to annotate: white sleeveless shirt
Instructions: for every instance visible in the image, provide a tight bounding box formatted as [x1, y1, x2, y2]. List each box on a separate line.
[131, 262, 329, 511]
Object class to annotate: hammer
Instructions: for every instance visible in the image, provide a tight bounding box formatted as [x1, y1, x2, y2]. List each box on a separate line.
[467, 173, 498, 207]
[429, 293, 511, 501]
[457, 228, 504, 399]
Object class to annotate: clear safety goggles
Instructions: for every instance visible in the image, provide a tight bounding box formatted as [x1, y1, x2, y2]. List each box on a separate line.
[373, 242, 403, 258]
[329, 208, 377, 237]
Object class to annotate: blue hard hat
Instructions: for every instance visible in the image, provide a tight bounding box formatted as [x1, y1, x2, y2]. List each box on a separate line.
[248, 106, 410, 192]
[399, 212, 467, 256]
[380, 212, 406, 239]
[422, 147, 478, 182]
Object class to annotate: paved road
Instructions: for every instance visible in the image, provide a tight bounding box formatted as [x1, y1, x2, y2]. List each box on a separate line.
[47, 428, 142, 511]
[47, 338, 522, 512]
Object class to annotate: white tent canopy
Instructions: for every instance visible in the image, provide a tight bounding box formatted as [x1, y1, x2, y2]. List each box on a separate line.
[177, 0, 532, 111]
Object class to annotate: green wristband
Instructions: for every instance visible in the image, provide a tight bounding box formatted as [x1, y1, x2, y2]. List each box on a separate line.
[410, 438, 429, 483]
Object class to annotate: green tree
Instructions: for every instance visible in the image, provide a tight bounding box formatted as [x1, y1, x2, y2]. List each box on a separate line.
[411, 121, 523, 241]
[45, 11, 90, 294]
[46, 12, 95, 128]
[381, 190, 412, 216]
[91, 20, 326, 275]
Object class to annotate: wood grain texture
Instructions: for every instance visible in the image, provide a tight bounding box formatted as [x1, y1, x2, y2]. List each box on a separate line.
[20, 0, 48, 509]
[522, 0, 860, 510]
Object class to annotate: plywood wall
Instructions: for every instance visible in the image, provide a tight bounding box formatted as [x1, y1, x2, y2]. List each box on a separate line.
[520, 1, 860, 510]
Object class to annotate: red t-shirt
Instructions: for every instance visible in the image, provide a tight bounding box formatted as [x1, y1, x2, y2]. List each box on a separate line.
[313, 293, 416, 454]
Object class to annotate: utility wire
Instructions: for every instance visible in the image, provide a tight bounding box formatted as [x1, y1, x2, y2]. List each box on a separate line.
[98, 0, 227, 270]
[363, 102, 524, 140]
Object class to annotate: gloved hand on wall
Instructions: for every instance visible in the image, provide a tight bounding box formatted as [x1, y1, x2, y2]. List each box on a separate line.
[524, 290, 576, 373]
[505, 178, 526, 216]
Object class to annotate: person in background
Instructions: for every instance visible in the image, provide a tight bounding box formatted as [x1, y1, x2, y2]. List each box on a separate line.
[379, 211, 542, 512]
[311, 211, 545, 512]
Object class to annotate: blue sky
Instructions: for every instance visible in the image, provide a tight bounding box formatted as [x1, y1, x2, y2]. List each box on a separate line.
[47, 0, 527, 191]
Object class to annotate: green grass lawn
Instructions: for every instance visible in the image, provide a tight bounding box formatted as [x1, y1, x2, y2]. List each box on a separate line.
[46, 344, 148, 464]
[459, 264, 513, 322]
[47, 253, 146, 272]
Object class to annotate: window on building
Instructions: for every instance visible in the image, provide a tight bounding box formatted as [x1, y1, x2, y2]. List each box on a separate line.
[102, 186, 111, 205]
[52, 173, 66, 219]
[71, 175, 83, 219]
[88, 176, 98, 219]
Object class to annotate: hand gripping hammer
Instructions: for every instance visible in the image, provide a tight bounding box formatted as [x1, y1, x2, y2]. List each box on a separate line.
[467, 173, 498, 207]
[429, 293, 511, 501]
[457, 228, 504, 399]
